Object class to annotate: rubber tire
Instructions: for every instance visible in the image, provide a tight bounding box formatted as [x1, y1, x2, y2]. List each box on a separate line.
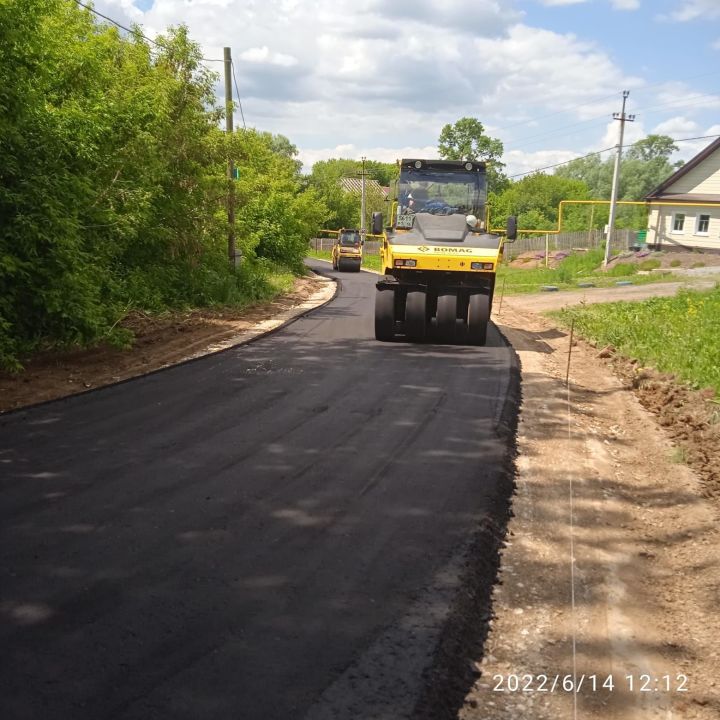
[436, 292, 457, 342]
[405, 290, 427, 341]
[467, 292, 490, 346]
[375, 287, 396, 341]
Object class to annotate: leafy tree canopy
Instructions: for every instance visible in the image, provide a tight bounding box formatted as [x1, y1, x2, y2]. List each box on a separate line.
[0, 0, 325, 369]
[554, 135, 681, 201]
[438, 117, 508, 191]
[307, 158, 395, 230]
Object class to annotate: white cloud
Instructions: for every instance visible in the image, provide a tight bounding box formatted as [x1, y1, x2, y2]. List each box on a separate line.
[664, 0, 720, 21]
[598, 118, 647, 150]
[239, 47, 298, 67]
[643, 84, 720, 116]
[669, 124, 720, 162]
[652, 116, 700, 137]
[505, 148, 582, 177]
[538, 0, 588, 6]
[89, 0, 716, 182]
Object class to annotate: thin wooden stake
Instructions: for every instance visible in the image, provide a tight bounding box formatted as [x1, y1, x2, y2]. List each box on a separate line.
[498, 276, 507, 315]
[566, 318, 575, 387]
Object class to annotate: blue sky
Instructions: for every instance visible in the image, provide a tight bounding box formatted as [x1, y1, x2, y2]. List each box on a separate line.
[102, 0, 719, 176]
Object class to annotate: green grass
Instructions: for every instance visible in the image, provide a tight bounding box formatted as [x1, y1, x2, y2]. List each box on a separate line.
[307, 249, 382, 272]
[551, 285, 720, 393]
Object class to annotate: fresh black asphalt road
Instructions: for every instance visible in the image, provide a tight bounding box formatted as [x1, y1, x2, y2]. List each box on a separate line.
[0, 260, 517, 720]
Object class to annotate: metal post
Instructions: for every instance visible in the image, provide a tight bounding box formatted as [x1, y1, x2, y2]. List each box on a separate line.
[604, 91, 635, 267]
[588, 203, 595, 247]
[545, 233, 549, 268]
[224, 47, 236, 267]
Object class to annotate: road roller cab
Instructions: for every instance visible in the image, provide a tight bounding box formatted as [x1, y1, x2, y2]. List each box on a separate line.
[373, 159, 517, 345]
[332, 228, 363, 272]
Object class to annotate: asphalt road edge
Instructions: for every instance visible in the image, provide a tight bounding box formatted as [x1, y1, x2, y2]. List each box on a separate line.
[411, 326, 522, 719]
[0, 270, 338, 419]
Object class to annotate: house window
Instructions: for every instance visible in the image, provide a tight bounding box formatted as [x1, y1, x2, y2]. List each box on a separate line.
[696, 214, 710, 235]
[672, 213, 685, 233]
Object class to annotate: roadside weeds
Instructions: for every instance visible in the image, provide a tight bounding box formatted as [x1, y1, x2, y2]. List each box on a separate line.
[0, 273, 336, 413]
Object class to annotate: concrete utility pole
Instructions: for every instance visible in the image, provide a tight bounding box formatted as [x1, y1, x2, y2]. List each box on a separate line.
[224, 47, 237, 267]
[604, 90, 635, 267]
[359, 156, 367, 240]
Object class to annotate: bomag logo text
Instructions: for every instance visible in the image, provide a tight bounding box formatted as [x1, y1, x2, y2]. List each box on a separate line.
[432, 247, 473, 253]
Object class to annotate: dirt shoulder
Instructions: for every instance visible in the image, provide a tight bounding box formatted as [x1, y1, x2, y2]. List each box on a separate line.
[0, 273, 335, 413]
[459, 299, 720, 719]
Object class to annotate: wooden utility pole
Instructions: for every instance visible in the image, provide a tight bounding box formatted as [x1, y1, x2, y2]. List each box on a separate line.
[224, 47, 236, 266]
[604, 91, 635, 267]
[359, 156, 368, 240]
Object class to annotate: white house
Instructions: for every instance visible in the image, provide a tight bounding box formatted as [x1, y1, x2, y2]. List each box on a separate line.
[646, 137, 720, 251]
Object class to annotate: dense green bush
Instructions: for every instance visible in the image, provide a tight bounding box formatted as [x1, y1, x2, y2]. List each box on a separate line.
[0, 1, 325, 369]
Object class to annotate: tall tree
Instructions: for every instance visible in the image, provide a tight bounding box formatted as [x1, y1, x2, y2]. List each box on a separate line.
[555, 135, 681, 201]
[0, 0, 326, 369]
[491, 174, 591, 232]
[625, 134, 679, 162]
[438, 117, 507, 190]
[307, 158, 390, 230]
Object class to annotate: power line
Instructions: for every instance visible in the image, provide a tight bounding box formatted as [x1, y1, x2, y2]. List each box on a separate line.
[667, 133, 720, 145]
[492, 91, 621, 135]
[72, 0, 224, 63]
[508, 88, 720, 151]
[508, 146, 615, 178]
[511, 117, 613, 151]
[494, 70, 719, 138]
[508, 133, 720, 179]
[230, 60, 247, 130]
[631, 89, 720, 118]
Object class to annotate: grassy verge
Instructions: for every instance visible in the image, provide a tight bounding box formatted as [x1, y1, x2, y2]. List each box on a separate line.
[550, 285, 720, 393]
[2, 260, 298, 372]
[497, 248, 679, 295]
[307, 249, 382, 272]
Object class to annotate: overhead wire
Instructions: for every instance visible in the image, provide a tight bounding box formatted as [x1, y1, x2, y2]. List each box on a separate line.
[494, 70, 719, 138]
[72, 0, 224, 63]
[230, 60, 247, 130]
[491, 91, 621, 135]
[508, 146, 615, 178]
[507, 133, 720, 179]
[71, 0, 248, 127]
[507, 87, 720, 151]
